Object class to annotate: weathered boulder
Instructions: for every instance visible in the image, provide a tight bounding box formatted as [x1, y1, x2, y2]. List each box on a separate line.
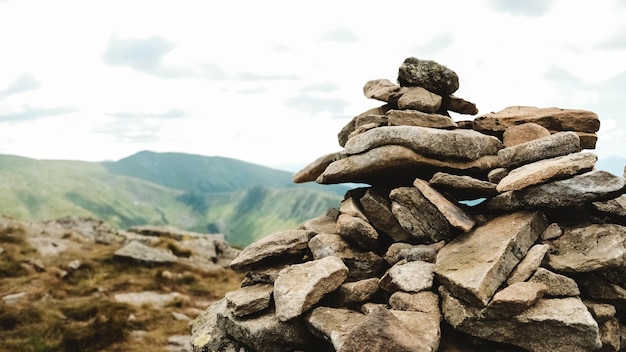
[488, 170, 626, 210]
[396, 86, 442, 112]
[390, 187, 451, 243]
[498, 131, 581, 168]
[496, 152, 597, 192]
[380, 260, 435, 293]
[502, 122, 552, 147]
[335, 214, 379, 249]
[273, 256, 348, 321]
[435, 211, 547, 306]
[440, 287, 602, 352]
[398, 57, 459, 95]
[548, 224, 626, 273]
[387, 109, 457, 129]
[306, 307, 366, 350]
[229, 229, 316, 272]
[225, 283, 274, 317]
[473, 106, 601, 134]
[344, 126, 502, 161]
[335, 278, 380, 306]
[429, 172, 498, 200]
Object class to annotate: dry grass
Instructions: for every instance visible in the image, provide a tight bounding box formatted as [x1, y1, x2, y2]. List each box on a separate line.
[0, 222, 244, 352]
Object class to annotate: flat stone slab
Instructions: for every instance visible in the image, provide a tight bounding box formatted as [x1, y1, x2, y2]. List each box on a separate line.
[344, 126, 502, 161]
[293, 152, 341, 183]
[229, 229, 316, 272]
[488, 282, 547, 315]
[487, 170, 626, 210]
[225, 283, 274, 317]
[113, 241, 178, 264]
[413, 178, 475, 232]
[473, 106, 600, 133]
[529, 268, 580, 297]
[429, 172, 498, 200]
[274, 256, 348, 321]
[497, 152, 597, 192]
[114, 291, 188, 308]
[360, 188, 411, 242]
[498, 131, 581, 168]
[443, 95, 478, 115]
[387, 109, 457, 129]
[338, 105, 391, 147]
[502, 122, 551, 147]
[441, 287, 601, 352]
[380, 260, 435, 293]
[397, 86, 442, 112]
[547, 224, 626, 273]
[435, 211, 547, 306]
[390, 186, 451, 243]
[363, 79, 406, 103]
[507, 243, 550, 284]
[389, 291, 440, 315]
[317, 145, 500, 185]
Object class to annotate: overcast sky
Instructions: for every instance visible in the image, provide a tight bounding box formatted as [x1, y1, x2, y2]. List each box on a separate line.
[1, 0, 625, 170]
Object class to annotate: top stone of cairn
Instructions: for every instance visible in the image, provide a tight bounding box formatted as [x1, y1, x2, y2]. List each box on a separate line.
[397, 57, 459, 96]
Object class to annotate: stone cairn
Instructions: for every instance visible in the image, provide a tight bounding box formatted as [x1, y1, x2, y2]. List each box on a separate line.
[189, 57, 626, 352]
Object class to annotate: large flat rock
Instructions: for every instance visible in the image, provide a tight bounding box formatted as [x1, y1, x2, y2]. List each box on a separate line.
[390, 187, 451, 244]
[429, 172, 498, 200]
[317, 145, 500, 185]
[293, 151, 341, 183]
[473, 106, 600, 133]
[387, 109, 457, 129]
[344, 126, 502, 161]
[441, 287, 601, 352]
[274, 256, 348, 321]
[396, 86, 442, 112]
[413, 178, 475, 232]
[497, 131, 581, 168]
[435, 211, 547, 306]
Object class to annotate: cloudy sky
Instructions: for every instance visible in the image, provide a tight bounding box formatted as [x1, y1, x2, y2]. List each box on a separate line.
[1, 0, 625, 171]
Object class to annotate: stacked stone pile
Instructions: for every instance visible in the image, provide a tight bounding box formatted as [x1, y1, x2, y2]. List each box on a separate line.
[190, 57, 626, 351]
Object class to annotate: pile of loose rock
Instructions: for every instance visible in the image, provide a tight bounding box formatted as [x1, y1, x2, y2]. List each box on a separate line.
[189, 57, 626, 351]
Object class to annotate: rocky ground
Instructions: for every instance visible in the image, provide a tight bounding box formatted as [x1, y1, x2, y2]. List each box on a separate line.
[0, 216, 243, 351]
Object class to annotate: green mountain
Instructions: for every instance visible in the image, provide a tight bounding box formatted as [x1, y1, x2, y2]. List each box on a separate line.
[0, 151, 347, 247]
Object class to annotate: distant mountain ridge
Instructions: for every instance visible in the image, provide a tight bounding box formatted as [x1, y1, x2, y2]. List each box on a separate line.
[0, 151, 348, 246]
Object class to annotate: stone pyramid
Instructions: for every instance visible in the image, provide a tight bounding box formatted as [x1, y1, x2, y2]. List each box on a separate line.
[189, 57, 626, 352]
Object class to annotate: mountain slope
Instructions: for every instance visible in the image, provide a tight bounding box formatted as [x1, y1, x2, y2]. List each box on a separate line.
[0, 153, 345, 246]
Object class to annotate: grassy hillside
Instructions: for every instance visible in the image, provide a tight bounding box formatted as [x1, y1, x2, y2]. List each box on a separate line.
[0, 153, 345, 246]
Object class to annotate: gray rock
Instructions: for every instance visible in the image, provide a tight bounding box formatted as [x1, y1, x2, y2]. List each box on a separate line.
[413, 178, 475, 232]
[387, 109, 457, 129]
[274, 256, 348, 321]
[359, 188, 411, 242]
[336, 278, 380, 306]
[339, 196, 368, 221]
[384, 242, 438, 265]
[380, 260, 435, 293]
[363, 78, 407, 103]
[440, 287, 602, 352]
[225, 284, 274, 317]
[306, 306, 366, 350]
[217, 307, 315, 352]
[498, 131, 581, 168]
[442, 95, 478, 115]
[389, 309, 441, 351]
[339, 306, 434, 352]
[114, 241, 178, 264]
[390, 187, 451, 243]
[344, 126, 502, 161]
[502, 122, 551, 147]
[592, 196, 626, 219]
[397, 57, 459, 95]
[497, 152, 597, 192]
[293, 152, 342, 183]
[529, 268, 580, 297]
[435, 211, 547, 306]
[507, 243, 550, 284]
[389, 291, 440, 315]
[308, 233, 385, 281]
[300, 212, 338, 235]
[396, 86, 442, 113]
[548, 224, 626, 273]
[114, 291, 189, 308]
[229, 229, 316, 272]
[189, 299, 248, 352]
[429, 172, 498, 200]
[487, 170, 626, 210]
[473, 106, 601, 134]
[317, 145, 500, 185]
